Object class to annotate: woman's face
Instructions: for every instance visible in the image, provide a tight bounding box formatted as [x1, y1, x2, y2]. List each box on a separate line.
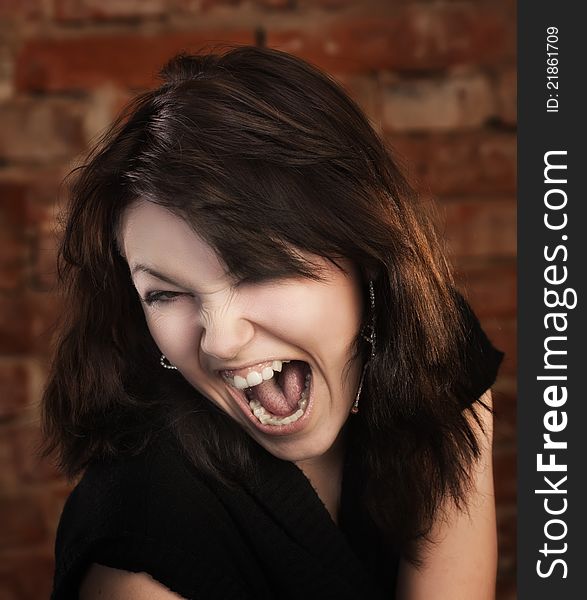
[119, 200, 364, 463]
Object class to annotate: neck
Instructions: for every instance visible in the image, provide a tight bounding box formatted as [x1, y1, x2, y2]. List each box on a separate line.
[294, 428, 347, 525]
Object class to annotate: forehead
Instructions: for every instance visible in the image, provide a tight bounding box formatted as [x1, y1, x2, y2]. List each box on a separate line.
[118, 200, 229, 282]
[118, 199, 357, 287]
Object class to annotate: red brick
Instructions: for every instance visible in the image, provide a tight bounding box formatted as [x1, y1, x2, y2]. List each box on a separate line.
[0, 362, 29, 419]
[444, 198, 516, 260]
[172, 0, 243, 12]
[382, 71, 496, 132]
[0, 172, 65, 229]
[0, 46, 13, 101]
[389, 132, 517, 196]
[492, 373, 516, 396]
[83, 85, 136, 143]
[455, 261, 517, 319]
[0, 429, 18, 491]
[266, 5, 514, 74]
[334, 73, 381, 130]
[496, 64, 517, 126]
[297, 0, 352, 8]
[23, 173, 67, 226]
[0, 0, 47, 21]
[40, 484, 74, 540]
[0, 295, 31, 354]
[0, 173, 65, 292]
[0, 424, 25, 490]
[496, 577, 517, 600]
[8, 424, 64, 485]
[15, 31, 256, 92]
[30, 226, 59, 292]
[496, 507, 517, 575]
[0, 182, 28, 291]
[0, 99, 86, 164]
[494, 445, 516, 505]
[0, 289, 61, 355]
[0, 182, 27, 226]
[0, 418, 67, 493]
[0, 233, 26, 291]
[27, 291, 62, 355]
[55, 0, 167, 21]
[256, 0, 294, 9]
[0, 494, 48, 549]
[0, 552, 54, 600]
[492, 389, 517, 446]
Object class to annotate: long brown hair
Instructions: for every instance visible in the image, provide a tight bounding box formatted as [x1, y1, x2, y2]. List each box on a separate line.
[43, 45, 490, 561]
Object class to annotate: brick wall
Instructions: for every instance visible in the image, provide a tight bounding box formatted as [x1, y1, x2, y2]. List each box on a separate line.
[0, 1, 516, 598]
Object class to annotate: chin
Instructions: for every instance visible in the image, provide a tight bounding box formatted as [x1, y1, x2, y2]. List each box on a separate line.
[258, 425, 345, 464]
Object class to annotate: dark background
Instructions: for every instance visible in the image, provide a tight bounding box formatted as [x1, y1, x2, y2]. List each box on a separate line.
[0, 1, 516, 598]
[518, 2, 582, 598]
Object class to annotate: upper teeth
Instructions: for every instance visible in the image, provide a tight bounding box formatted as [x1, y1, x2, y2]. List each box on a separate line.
[224, 360, 290, 390]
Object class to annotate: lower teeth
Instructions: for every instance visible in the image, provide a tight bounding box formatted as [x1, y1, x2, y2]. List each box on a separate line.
[248, 372, 311, 426]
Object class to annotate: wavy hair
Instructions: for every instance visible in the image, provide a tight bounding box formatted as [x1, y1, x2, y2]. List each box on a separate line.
[42, 45, 490, 562]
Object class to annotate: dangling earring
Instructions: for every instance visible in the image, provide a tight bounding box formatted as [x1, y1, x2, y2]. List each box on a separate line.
[351, 280, 376, 414]
[160, 354, 178, 370]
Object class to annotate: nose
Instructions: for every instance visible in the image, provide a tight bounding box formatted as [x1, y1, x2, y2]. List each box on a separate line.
[199, 305, 255, 362]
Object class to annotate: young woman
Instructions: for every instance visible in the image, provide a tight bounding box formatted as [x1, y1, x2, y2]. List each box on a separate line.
[44, 45, 503, 599]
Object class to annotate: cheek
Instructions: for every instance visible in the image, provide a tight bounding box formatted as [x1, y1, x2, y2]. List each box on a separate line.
[248, 280, 362, 356]
[144, 306, 200, 355]
[309, 277, 362, 337]
[319, 286, 362, 348]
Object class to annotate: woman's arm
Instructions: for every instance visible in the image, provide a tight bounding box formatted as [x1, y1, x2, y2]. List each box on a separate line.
[80, 563, 187, 600]
[396, 390, 497, 600]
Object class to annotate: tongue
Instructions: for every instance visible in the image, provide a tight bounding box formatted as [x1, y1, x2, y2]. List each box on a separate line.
[249, 361, 307, 417]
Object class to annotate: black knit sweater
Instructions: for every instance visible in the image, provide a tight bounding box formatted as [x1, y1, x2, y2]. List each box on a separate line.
[51, 427, 396, 599]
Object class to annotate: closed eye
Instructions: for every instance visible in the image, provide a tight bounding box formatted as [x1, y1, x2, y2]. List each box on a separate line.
[141, 290, 186, 306]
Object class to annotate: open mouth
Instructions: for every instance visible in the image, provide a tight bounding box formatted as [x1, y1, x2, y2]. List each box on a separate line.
[221, 360, 312, 427]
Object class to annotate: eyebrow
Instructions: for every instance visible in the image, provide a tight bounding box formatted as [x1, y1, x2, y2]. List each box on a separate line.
[130, 263, 193, 290]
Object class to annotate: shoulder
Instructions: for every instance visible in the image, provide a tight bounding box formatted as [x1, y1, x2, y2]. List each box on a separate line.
[53, 433, 245, 599]
[58, 432, 226, 545]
